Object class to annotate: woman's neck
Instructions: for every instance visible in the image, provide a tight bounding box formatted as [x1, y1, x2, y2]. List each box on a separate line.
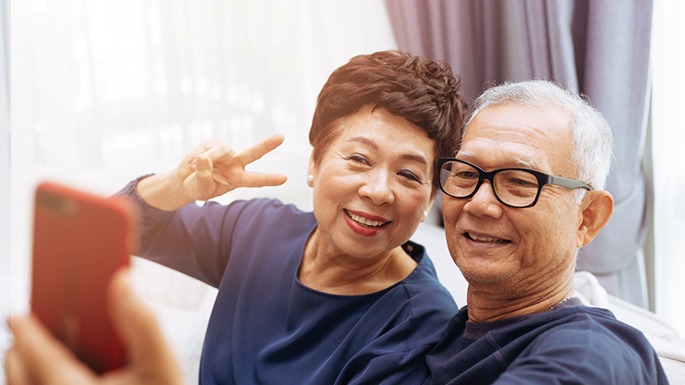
[298, 231, 417, 295]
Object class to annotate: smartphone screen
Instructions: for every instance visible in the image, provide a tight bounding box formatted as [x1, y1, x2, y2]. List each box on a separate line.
[30, 181, 133, 373]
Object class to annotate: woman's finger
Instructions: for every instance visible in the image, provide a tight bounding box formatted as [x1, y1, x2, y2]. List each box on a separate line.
[195, 141, 236, 166]
[234, 133, 285, 167]
[240, 172, 288, 188]
[193, 155, 225, 189]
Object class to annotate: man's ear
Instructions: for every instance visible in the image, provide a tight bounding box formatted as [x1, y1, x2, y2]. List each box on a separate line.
[576, 190, 614, 248]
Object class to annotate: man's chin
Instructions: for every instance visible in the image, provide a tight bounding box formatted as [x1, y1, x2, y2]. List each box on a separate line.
[457, 264, 513, 286]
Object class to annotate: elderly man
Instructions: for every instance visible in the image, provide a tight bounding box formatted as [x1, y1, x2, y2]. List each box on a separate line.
[423, 80, 667, 384]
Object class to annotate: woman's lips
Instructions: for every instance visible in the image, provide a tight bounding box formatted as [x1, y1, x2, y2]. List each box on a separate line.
[343, 209, 390, 236]
[344, 209, 389, 228]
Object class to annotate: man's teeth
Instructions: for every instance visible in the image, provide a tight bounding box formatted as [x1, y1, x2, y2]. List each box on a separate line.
[347, 211, 385, 227]
[468, 233, 506, 243]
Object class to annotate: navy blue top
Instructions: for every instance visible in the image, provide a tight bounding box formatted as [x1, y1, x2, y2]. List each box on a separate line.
[119, 179, 458, 385]
[423, 299, 669, 385]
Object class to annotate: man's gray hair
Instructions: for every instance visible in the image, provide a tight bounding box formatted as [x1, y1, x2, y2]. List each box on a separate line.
[465, 80, 613, 192]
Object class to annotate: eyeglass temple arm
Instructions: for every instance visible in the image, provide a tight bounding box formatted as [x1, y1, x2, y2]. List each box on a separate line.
[548, 175, 593, 191]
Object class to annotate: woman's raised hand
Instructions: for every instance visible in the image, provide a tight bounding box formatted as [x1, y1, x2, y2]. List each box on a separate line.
[179, 134, 288, 201]
[137, 134, 288, 211]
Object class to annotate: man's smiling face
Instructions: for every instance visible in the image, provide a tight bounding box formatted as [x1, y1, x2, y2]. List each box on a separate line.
[442, 102, 584, 292]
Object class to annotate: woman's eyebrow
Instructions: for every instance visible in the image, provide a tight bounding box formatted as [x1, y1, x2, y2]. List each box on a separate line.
[345, 136, 379, 149]
[347, 136, 428, 166]
[400, 153, 429, 167]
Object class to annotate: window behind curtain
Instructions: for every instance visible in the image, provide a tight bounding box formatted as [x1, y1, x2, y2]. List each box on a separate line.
[0, 0, 8, 281]
[10, 0, 397, 280]
[651, 0, 685, 336]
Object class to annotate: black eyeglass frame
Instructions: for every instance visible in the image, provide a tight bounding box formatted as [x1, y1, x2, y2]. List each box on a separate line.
[437, 157, 593, 208]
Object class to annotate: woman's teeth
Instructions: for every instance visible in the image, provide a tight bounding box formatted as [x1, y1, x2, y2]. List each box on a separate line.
[346, 210, 385, 228]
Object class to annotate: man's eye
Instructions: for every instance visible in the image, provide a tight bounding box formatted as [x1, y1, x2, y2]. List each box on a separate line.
[455, 171, 478, 180]
[509, 178, 536, 187]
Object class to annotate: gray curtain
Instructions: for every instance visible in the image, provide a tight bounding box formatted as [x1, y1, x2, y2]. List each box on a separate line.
[0, 0, 9, 279]
[385, 0, 653, 307]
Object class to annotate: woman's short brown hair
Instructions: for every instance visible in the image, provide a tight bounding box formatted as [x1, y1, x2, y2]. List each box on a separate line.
[309, 50, 467, 190]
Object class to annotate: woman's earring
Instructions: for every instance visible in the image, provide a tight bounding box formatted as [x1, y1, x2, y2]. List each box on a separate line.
[422, 210, 428, 222]
[307, 174, 314, 187]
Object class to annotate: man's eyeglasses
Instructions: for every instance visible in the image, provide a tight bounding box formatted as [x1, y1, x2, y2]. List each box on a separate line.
[437, 158, 592, 208]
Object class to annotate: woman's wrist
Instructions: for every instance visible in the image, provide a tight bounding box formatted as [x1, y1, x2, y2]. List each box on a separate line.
[136, 171, 194, 211]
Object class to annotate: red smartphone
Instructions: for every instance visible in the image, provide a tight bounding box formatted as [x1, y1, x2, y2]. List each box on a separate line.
[30, 181, 133, 374]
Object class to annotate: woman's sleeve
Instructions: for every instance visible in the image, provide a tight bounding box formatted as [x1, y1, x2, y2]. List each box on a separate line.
[116, 176, 244, 287]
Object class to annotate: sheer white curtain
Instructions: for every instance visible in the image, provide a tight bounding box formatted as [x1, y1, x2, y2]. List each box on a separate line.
[10, 0, 397, 283]
[651, 0, 685, 336]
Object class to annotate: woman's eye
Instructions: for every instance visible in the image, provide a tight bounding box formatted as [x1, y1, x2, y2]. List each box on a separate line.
[348, 154, 369, 165]
[399, 170, 421, 183]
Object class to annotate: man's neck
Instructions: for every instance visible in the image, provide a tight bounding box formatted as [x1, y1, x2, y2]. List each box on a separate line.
[465, 277, 575, 323]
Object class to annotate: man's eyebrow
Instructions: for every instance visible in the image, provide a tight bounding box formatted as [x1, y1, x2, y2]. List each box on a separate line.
[347, 136, 428, 166]
[510, 156, 537, 169]
[455, 150, 537, 169]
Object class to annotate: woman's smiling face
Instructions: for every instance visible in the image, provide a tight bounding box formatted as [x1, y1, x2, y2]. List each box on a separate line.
[308, 105, 435, 261]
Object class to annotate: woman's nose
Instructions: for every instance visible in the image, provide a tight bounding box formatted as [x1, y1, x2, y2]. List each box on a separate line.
[358, 170, 395, 205]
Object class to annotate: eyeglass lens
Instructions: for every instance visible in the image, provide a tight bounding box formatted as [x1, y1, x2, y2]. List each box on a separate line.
[439, 160, 540, 207]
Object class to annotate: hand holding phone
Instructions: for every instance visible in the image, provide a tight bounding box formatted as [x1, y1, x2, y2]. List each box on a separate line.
[30, 181, 133, 373]
[7, 269, 186, 385]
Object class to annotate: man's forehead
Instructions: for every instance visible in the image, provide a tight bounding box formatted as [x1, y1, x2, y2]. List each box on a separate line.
[456, 147, 544, 170]
[459, 104, 573, 168]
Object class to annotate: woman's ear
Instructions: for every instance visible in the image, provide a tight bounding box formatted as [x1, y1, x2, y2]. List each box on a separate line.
[576, 190, 614, 248]
[307, 153, 316, 187]
[423, 200, 434, 222]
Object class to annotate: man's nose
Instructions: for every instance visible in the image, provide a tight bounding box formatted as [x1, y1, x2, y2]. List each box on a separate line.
[463, 180, 503, 218]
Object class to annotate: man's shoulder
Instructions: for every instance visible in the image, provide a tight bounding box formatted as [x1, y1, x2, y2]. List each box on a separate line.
[520, 305, 648, 345]
[522, 306, 662, 369]
[501, 306, 665, 384]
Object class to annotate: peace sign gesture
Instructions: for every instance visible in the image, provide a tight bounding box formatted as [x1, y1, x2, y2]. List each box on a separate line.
[137, 134, 288, 211]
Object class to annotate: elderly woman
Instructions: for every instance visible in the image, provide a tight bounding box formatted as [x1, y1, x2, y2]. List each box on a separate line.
[118, 50, 467, 385]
